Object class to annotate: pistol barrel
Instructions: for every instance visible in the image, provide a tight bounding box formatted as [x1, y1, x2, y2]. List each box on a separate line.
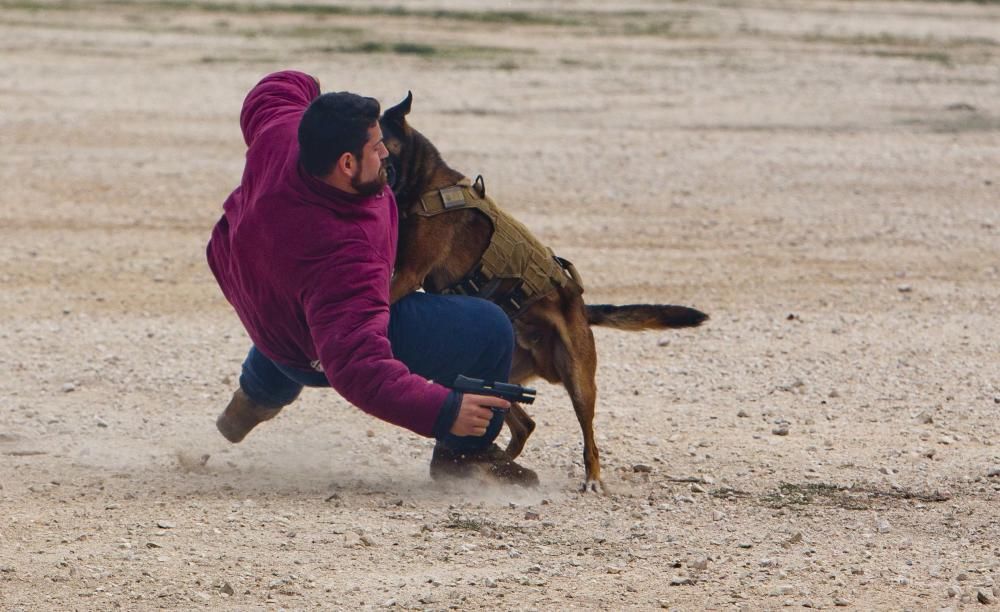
[452, 375, 536, 404]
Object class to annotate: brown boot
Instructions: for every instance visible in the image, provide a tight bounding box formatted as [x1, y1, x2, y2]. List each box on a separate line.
[216, 388, 282, 443]
[430, 443, 539, 487]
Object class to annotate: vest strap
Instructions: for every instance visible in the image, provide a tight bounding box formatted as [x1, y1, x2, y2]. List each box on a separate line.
[411, 177, 584, 318]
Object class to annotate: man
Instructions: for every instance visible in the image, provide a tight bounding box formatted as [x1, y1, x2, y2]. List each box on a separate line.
[206, 70, 537, 485]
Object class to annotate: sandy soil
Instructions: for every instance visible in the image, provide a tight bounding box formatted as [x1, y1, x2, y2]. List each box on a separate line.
[2, 0, 999, 609]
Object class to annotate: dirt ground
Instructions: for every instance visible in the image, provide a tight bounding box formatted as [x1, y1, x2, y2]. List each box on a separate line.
[2, 0, 999, 609]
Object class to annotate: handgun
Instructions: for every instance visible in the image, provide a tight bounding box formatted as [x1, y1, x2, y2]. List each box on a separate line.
[452, 375, 536, 406]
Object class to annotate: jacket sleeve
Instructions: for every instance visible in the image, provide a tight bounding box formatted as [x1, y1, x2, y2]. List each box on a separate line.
[240, 71, 320, 148]
[299, 238, 452, 437]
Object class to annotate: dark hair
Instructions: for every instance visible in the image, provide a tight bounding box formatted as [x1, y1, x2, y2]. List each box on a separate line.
[298, 92, 380, 178]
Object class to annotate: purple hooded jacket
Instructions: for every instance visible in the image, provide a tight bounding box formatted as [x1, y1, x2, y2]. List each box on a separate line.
[206, 70, 451, 437]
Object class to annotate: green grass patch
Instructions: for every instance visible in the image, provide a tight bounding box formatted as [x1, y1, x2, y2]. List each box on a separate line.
[623, 19, 676, 36]
[559, 57, 604, 69]
[761, 482, 863, 509]
[903, 0, 1000, 3]
[391, 41, 438, 56]
[92, 0, 578, 26]
[869, 49, 952, 65]
[336, 41, 437, 56]
[709, 486, 752, 500]
[801, 32, 930, 47]
[423, 9, 578, 26]
[446, 516, 490, 531]
[323, 40, 523, 60]
[249, 24, 363, 39]
[0, 0, 79, 9]
[800, 31, 996, 50]
[760, 481, 951, 510]
[445, 515, 525, 534]
[899, 113, 1000, 134]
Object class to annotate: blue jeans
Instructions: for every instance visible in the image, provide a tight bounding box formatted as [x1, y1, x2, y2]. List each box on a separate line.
[238, 293, 514, 451]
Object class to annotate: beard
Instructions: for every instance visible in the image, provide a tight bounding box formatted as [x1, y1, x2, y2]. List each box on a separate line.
[351, 162, 388, 197]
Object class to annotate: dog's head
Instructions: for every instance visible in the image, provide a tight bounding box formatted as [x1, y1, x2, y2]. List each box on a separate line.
[380, 91, 451, 207]
[379, 92, 413, 195]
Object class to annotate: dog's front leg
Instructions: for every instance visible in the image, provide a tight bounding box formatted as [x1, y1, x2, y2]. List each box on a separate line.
[391, 220, 452, 304]
[389, 267, 424, 305]
[504, 402, 535, 459]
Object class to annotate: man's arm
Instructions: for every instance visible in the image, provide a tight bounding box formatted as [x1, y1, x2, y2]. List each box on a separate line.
[303, 245, 516, 439]
[239, 70, 321, 148]
[301, 240, 453, 438]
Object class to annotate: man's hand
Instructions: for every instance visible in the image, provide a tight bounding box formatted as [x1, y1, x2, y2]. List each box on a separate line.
[450, 393, 510, 437]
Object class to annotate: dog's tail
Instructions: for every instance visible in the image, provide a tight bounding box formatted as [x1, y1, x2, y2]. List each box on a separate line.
[585, 304, 708, 331]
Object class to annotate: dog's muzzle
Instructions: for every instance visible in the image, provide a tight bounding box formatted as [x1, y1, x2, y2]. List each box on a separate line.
[385, 161, 398, 190]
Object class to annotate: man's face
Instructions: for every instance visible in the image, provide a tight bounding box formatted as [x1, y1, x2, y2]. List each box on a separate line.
[350, 123, 390, 196]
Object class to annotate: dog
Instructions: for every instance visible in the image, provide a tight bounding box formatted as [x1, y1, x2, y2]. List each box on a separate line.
[380, 93, 708, 492]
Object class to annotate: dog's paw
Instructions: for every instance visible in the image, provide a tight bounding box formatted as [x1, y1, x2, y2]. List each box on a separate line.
[580, 479, 605, 494]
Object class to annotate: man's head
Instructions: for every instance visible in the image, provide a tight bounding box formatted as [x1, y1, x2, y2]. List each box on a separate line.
[298, 92, 389, 196]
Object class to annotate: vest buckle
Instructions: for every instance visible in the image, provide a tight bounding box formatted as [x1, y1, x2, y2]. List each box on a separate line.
[439, 186, 466, 209]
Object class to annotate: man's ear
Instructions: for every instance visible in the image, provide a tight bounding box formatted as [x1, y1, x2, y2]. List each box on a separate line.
[336, 151, 356, 177]
[383, 91, 413, 126]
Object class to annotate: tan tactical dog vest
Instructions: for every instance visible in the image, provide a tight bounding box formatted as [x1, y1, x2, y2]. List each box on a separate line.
[409, 177, 583, 318]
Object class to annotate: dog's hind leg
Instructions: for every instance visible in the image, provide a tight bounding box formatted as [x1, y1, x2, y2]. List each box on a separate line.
[503, 403, 535, 460]
[552, 309, 602, 493]
[504, 346, 537, 459]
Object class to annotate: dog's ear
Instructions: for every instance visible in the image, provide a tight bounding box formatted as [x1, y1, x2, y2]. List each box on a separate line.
[383, 91, 413, 126]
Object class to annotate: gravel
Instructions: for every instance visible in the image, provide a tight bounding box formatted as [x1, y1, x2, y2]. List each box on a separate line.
[2, 2, 999, 611]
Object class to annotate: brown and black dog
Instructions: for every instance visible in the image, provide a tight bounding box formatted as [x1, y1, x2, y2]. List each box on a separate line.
[380, 93, 707, 492]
